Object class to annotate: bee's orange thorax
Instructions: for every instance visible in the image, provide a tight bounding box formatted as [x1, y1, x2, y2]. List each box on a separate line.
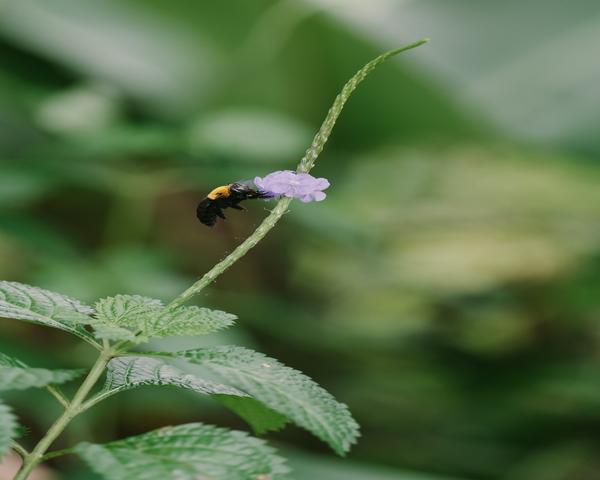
[207, 185, 231, 200]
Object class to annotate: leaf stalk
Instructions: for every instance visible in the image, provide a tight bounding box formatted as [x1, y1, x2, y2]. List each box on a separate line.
[12, 347, 114, 480]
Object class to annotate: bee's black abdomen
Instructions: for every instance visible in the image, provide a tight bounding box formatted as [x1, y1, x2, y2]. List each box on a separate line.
[196, 198, 222, 227]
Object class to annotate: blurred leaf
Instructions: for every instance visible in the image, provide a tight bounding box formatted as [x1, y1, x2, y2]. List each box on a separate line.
[0, 215, 75, 258]
[286, 449, 465, 480]
[0, 352, 83, 391]
[74, 422, 290, 480]
[60, 124, 183, 158]
[187, 108, 312, 163]
[101, 355, 246, 399]
[33, 247, 190, 302]
[0, 163, 56, 205]
[296, 146, 600, 296]
[0, 0, 217, 115]
[0, 400, 17, 458]
[310, 0, 600, 151]
[35, 83, 121, 134]
[505, 442, 593, 480]
[215, 395, 289, 435]
[170, 346, 360, 455]
[0, 281, 96, 345]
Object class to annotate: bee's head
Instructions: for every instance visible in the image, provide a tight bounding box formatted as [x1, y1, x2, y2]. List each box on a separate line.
[207, 185, 231, 200]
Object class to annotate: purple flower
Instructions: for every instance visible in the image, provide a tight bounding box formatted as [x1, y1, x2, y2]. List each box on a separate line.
[254, 170, 330, 203]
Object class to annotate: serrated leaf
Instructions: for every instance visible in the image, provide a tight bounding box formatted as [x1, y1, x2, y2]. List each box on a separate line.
[89, 323, 139, 342]
[87, 295, 162, 341]
[146, 305, 236, 338]
[102, 356, 247, 399]
[74, 422, 290, 480]
[216, 395, 289, 435]
[0, 352, 83, 391]
[172, 347, 360, 455]
[95, 295, 163, 328]
[0, 281, 96, 345]
[87, 296, 235, 342]
[0, 399, 18, 458]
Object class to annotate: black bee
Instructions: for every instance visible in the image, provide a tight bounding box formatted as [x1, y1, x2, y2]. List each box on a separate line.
[196, 182, 270, 227]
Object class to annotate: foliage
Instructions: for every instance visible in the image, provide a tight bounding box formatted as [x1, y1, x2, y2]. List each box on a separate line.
[0, 42, 426, 480]
[85, 295, 236, 342]
[74, 423, 290, 480]
[0, 352, 83, 391]
[2, 2, 597, 480]
[0, 281, 96, 346]
[0, 401, 18, 458]
[101, 355, 247, 398]
[169, 346, 359, 455]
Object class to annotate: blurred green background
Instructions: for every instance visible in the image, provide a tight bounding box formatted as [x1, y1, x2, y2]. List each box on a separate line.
[1, 1, 600, 479]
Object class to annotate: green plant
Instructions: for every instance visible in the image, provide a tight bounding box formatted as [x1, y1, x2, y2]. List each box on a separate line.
[0, 39, 427, 480]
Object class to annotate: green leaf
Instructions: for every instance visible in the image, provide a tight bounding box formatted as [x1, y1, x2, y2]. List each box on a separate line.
[0, 399, 18, 458]
[216, 395, 289, 435]
[0, 281, 96, 345]
[95, 295, 163, 328]
[87, 322, 139, 343]
[172, 346, 360, 455]
[102, 356, 247, 399]
[74, 422, 290, 480]
[89, 295, 162, 341]
[146, 305, 236, 338]
[187, 108, 312, 163]
[86, 295, 235, 342]
[0, 352, 83, 391]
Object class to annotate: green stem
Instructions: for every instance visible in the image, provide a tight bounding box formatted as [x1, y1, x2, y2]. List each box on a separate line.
[46, 385, 70, 408]
[168, 38, 428, 308]
[168, 197, 292, 308]
[10, 441, 28, 458]
[13, 349, 113, 480]
[40, 447, 74, 462]
[296, 38, 428, 173]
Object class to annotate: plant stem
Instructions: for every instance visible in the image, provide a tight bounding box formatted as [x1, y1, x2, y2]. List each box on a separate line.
[13, 349, 113, 480]
[40, 447, 74, 462]
[168, 197, 292, 308]
[10, 441, 28, 458]
[168, 39, 428, 308]
[46, 385, 70, 408]
[296, 38, 428, 174]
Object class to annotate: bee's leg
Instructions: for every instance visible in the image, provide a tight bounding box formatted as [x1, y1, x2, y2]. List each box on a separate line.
[230, 204, 246, 211]
[215, 208, 226, 219]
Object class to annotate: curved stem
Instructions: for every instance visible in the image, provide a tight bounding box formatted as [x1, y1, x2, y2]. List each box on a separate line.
[10, 441, 28, 459]
[168, 198, 292, 308]
[169, 39, 428, 308]
[296, 38, 428, 173]
[12, 349, 113, 480]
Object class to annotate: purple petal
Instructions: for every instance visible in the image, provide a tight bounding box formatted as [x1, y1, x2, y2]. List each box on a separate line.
[253, 170, 330, 202]
[314, 178, 330, 190]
